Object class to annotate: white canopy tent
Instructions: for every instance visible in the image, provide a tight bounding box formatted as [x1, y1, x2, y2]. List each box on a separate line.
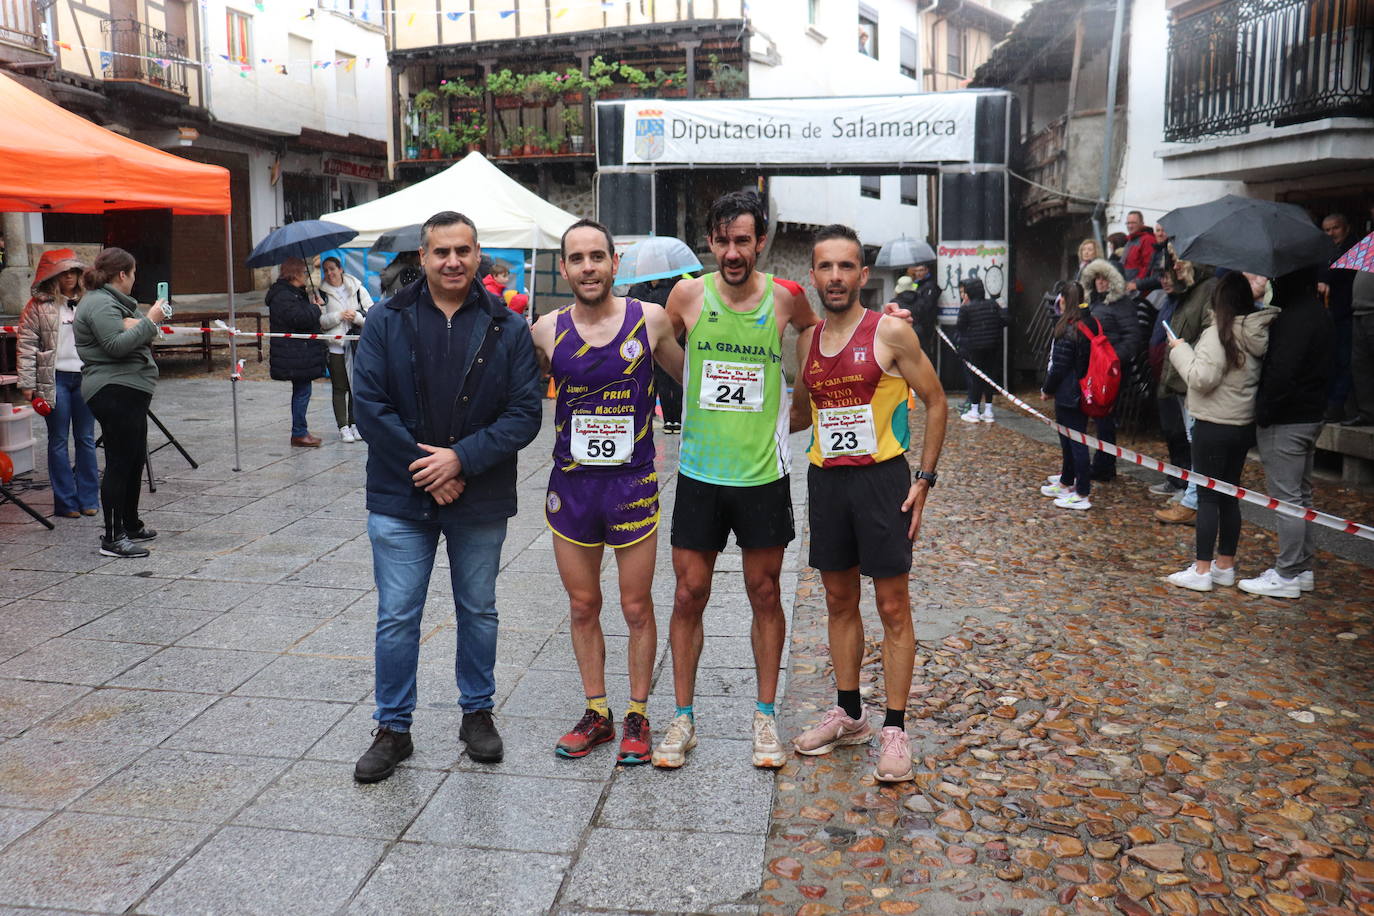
[324, 151, 580, 250]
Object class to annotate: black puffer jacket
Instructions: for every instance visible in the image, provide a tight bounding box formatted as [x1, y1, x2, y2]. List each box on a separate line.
[267, 278, 327, 381]
[956, 297, 1007, 353]
[1043, 312, 1103, 410]
[1256, 270, 1334, 427]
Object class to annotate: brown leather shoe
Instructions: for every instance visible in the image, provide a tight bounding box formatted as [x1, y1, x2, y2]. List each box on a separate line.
[1155, 504, 1196, 525]
[290, 434, 322, 448]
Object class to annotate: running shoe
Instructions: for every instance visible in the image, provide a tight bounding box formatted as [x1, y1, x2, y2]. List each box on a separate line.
[1149, 481, 1180, 496]
[555, 709, 615, 758]
[958, 405, 981, 423]
[752, 711, 786, 768]
[793, 706, 871, 756]
[980, 404, 994, 423]
[1040, 482, 1069, 498]
[1210, 565, 1236, 587]
[1166, 563, 1213, 592]
[617, 712, 651, 766]
[1053, 493, 1091, 510]
[1238, 568, 1300, 599]
[651, 713, 697, 768]
[1046, 474, 1062, 485]
[1297, 570, 1314, 592]
[875, 726, 916, 782]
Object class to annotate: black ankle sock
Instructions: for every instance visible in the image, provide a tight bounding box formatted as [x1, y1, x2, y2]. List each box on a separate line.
[837, 689, 862, 720]
[883, 708, 905, 730]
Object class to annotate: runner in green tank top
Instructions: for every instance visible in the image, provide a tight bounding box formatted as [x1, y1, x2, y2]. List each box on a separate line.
[655, 190, 818, 771]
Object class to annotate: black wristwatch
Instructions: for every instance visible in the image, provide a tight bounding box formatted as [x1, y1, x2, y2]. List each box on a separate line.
[914, 470, 938, 488]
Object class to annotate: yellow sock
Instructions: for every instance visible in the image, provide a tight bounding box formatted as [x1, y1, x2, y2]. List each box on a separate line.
[587, 695, 610, 718]
[626, 698, 648, 718]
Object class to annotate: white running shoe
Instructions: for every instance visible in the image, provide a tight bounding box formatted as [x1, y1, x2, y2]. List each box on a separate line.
[339, 426, 356, 443]
[350, 424, 364, 442]
[1167, 564, 1213, 592]
[651, 713, 697, 768]
[1210, 565, 1236, 587]
[1053, 493, 1091, 510]
[794, 706, 871, 756]
[959, 405, 981, 423]
[1040, 482, 1070, 498]
[1238, 568, 1301, 598]
[752, 711, 786, 768]
[980, 404, 994, 423]
[1297, 570, 1314, 592]
[1046, 474, 1062, 485]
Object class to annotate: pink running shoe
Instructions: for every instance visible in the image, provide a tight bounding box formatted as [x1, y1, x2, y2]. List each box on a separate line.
[793, 706, 871, 756]
[875, 726, 915, 782]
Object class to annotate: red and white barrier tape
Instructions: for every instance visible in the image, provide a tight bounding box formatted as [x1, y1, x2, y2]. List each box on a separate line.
[936, 328, 1374, 541]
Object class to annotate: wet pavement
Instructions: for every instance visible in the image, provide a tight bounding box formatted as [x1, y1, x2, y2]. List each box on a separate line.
[0, 374, 1371, 915]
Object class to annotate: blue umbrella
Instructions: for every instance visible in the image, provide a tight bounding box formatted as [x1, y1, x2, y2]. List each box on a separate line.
[245, 220, 359, 267]
[615, 236, 702, 285]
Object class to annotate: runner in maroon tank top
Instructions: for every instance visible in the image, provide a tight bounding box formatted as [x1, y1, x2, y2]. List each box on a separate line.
[530, 219, 683, 766]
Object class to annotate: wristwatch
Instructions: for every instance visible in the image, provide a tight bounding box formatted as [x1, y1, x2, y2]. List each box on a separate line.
[914, 470, 938, 488]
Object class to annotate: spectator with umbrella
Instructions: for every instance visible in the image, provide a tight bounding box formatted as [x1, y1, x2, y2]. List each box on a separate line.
[1317, 213, 1358, 422]
[1330, 225, 1373, 427]
[618, 236, 702, 435]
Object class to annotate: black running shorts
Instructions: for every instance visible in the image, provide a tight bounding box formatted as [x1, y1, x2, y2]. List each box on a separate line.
[807, 456, 914, 578]
[670, 474, 795, 552]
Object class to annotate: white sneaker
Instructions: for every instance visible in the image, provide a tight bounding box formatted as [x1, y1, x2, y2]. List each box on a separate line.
[1053, 493, 1091, 510]
[959, 405, 981, 423]
[1211, 565, 1236, 587]
[339, 426, 356, 443]
[1167, 564, 1213, 592]
[1040, 482, 1070, 498]
[1238, 568, 1301, 598]
[752, 711, 786, 768]
[1297, 570, 1314, 592]
[980, 405, 994, 423]
[651, 713, 697, 769]
[1046, 474, 1062, 486]
[349, 424, 364, 442]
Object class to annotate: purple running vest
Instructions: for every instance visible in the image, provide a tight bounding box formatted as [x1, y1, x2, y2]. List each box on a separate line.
[550, 298, 656, 470]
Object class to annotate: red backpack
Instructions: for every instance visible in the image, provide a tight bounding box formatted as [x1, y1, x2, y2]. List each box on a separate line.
[1077, 319, 1121, 418]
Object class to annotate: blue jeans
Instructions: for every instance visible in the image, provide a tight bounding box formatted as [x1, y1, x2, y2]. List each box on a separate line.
[368, 511, 508, 731]
[47, 370, 100, 514]
[290, 379, 312, 438]
[1179, 398, 1198, 509]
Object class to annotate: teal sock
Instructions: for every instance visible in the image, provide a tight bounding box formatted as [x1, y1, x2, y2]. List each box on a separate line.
[675, 705, 694, 721]
[756, 701, 776, 716]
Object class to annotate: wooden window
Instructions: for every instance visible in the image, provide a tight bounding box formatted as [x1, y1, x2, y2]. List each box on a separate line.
[226, 9, 252, 63]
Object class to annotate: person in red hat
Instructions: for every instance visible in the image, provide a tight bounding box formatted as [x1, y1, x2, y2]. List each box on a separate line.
[17, 248, 100, 519]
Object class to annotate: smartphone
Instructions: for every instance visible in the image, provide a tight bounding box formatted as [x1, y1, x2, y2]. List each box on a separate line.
[1162, 318, 1177, 339]
[157, 281, 169, 302]
[156, 281, 172, 319]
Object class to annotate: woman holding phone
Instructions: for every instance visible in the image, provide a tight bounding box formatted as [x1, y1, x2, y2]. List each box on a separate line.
[318, 256, 372, 443]
[1163, 271, 1276, 591]
[73, 248, 168, 558]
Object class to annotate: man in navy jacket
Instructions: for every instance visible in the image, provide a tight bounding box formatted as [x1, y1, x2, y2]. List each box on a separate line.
[351, 210, 542, 782]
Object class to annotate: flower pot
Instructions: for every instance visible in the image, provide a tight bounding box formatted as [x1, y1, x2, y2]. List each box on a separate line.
[424, 147, 441, 159]
[569, 135, 584, 153]
[562, 91, 584, 104]
[559, 140, 570, 154]
[494, 96, 522, 110]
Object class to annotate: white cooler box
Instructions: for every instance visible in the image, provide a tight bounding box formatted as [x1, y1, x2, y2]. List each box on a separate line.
[0, 405, 36, 476]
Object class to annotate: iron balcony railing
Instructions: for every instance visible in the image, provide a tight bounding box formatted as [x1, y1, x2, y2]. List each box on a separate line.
[100, 18, 189, 95]
[0, 0, 45, 52]
[1164, 0, 1373, 142]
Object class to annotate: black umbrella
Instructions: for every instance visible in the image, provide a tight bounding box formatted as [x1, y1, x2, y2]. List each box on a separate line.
[245, 220, 358, 267]
[1159, 195, 1333, 277]
[369, 224, 423, 254]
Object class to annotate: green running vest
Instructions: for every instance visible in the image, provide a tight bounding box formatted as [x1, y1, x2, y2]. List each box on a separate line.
[679, 273, 790, 486]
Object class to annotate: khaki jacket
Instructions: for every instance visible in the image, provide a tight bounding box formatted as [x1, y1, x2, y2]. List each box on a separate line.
[1169, 309, 1276, 426]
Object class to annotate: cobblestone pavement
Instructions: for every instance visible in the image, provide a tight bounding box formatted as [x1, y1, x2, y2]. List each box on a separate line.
[0, 376, 808, 915]
[765, 407, 1374, 916]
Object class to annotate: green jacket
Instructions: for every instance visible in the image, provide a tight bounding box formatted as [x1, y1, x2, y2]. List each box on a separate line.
[73, 284, 159, 402]
[1157, 265, 1216, 398]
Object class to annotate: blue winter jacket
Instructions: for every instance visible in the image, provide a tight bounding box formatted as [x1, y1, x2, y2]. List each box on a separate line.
[352, 277, 542, 522]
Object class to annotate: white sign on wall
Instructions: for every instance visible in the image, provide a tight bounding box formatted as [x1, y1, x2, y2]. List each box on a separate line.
[937, 241, 1008, 325]
[619, 94, 981, 166]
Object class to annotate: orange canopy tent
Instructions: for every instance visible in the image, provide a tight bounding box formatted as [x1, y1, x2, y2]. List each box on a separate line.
[1, 72, 247, 468]
[0, 71, 230, 214]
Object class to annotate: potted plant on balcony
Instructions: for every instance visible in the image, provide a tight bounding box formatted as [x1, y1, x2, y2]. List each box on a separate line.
[655, 66, 688, 97]
[439, 76, 482, 101]
[563, 109, 585, 153]
[616, 61, 652, 96]
[557, 67, 587, 103]
[420, 111, 444, 158]
[486, 69, 525, 108]
[521, 71, 560, 105]
[586, 56, 618, 99]
[704, 54, 747, 98]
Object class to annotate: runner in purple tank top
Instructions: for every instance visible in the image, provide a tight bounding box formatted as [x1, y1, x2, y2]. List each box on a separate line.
[531, 219, 683, 765]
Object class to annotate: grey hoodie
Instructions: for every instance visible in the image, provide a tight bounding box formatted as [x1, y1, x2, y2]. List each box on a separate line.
[1168, 309, 1276, 425]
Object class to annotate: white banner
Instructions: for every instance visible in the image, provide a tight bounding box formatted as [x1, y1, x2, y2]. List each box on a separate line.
[936, 241, 1008, 325]
[618, 94, 981, 166]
